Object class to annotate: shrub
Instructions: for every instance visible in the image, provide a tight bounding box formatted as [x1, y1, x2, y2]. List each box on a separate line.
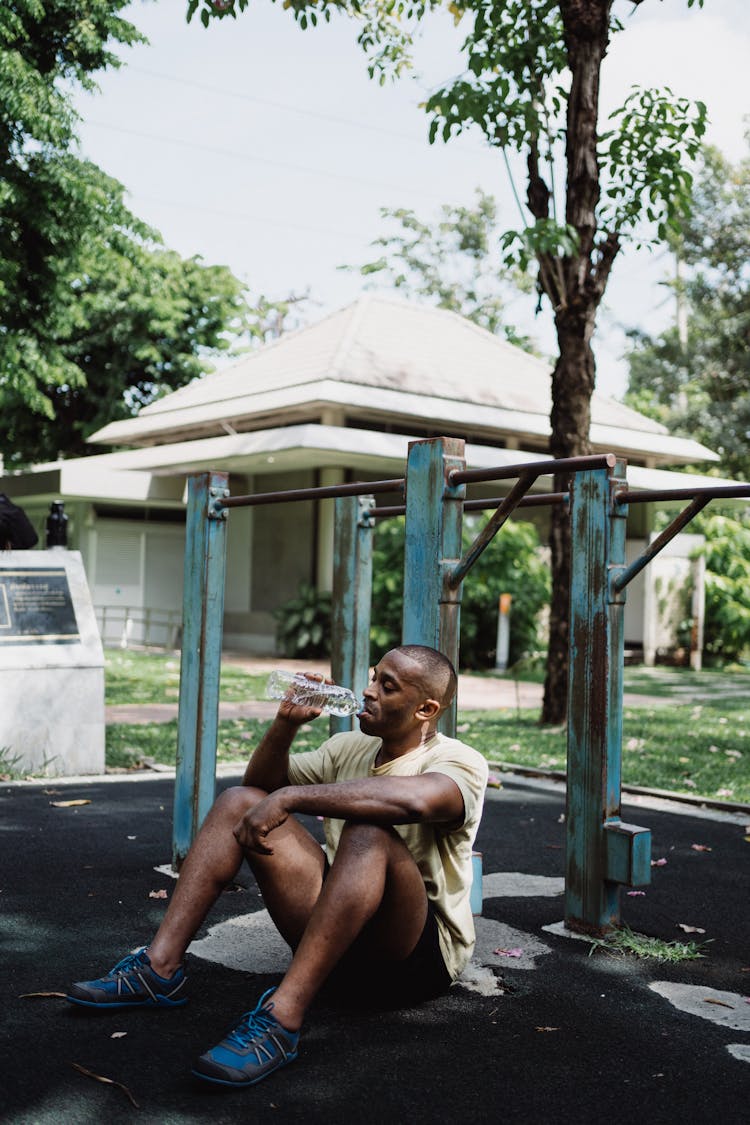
[697, 513, 750, 662]
[370, 515, 550, 669]
[274, 582, 332, 658]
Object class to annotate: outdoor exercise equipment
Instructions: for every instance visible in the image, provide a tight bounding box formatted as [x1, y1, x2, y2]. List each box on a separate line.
[173, 437, 750, 934]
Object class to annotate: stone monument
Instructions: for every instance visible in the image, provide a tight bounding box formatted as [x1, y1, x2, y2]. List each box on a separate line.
[0, 549, 105, 776]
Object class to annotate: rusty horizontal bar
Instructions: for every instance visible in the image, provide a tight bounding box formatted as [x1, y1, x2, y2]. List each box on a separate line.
[448, 452, 616, 487]
[616, 484, 750, 505]
[221, 478, 404, 509]
[372, 491, 569, 520]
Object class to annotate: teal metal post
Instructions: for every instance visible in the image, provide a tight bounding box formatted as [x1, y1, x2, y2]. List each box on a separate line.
[402, 438, 466, 736]
[565, 461, 651, 933]
[172, 471, 229, 867]
[331, 495, 375, 735]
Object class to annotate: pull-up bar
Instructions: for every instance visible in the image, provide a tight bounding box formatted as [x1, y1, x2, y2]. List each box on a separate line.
[373, 492, 569, 519]
[449, 452, 617, 487]
[221, 478, 404, 509]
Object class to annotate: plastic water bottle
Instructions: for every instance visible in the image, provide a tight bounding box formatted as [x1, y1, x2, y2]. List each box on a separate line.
[265, 670, 361, 717]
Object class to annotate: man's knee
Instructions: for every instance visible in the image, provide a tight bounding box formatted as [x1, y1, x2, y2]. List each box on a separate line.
[213, 784, 268, 820]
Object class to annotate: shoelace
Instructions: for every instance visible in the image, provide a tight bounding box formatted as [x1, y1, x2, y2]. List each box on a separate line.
[109, 950, 148, 979]
[226, 1005, 280, 1053]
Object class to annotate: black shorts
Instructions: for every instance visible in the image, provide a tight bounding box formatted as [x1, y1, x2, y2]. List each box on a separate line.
[321, 901, 453, 1010]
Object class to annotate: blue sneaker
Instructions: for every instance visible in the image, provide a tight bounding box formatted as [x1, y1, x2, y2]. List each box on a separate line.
[192, 988, 299, 1088]
[66, 947, 187, 1009]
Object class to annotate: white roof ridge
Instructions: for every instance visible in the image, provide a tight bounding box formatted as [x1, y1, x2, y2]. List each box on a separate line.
[327, 295, 372, 378]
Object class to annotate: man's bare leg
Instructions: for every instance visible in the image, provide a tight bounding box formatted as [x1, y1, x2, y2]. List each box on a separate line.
[250, 821, 428, 1032]
[146, 785, 325, 977]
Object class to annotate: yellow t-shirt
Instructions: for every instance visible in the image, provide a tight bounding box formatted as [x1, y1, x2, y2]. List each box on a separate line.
[287, 730, 489, 980]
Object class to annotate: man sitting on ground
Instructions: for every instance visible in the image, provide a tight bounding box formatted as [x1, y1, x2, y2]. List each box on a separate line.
[67, 644, 489, 1089]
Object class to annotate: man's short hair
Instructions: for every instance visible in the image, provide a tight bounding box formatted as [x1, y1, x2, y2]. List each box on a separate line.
[393, 645, 458, 711]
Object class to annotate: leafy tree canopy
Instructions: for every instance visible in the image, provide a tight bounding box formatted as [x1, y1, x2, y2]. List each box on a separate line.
[1, 168, 254, 466]
[0, 2, 141, 350]
[625, 140, 750, 480]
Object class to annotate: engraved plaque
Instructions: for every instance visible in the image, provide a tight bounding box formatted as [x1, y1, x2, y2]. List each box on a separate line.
[0, 568, 80, 645]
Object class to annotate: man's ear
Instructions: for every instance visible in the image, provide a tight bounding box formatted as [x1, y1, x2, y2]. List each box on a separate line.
[416, 698, 441, 722]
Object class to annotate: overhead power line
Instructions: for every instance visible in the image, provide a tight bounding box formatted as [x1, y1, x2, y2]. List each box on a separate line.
[128, 64, 434, 146]
[83, 118, 487, 202]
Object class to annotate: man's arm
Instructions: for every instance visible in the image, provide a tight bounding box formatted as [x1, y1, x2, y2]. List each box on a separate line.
[234, 772, 465, 855]
[242, 698, 323, 791]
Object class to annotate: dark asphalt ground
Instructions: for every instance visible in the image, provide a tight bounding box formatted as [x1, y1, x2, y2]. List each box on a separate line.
[2, 772, 749, 1124]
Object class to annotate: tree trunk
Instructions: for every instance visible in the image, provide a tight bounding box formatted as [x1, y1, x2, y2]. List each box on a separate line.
[540, 1, 612, 724]
[541, 307, 596, 725]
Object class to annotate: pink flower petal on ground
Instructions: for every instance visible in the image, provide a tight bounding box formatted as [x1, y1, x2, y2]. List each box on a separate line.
[148, 889, 168, 899]
[691, 844, 712, 852]
[651, 858, 668, 867]
[677, 923, 706, 934]
[627, 891, 646, 897]
[493, 947, 524, 958]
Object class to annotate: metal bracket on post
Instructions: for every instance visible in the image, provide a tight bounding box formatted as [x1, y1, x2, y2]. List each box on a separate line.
[402, 438, 466, 737]
[331, 495, 375, 736]
[207, 485, 230, 521]
[172, 471, 228, 869]
[565, 459, 651, 934]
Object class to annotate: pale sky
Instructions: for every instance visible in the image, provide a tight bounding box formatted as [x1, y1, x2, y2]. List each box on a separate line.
[73, 0, 749, 399]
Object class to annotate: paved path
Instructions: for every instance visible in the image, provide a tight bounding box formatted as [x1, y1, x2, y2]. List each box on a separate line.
[106, 666, 666, 725]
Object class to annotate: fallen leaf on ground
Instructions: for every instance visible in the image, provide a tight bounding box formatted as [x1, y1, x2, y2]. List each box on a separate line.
[651, 858, 668, 867]
[702, 997, 734, 1009]
[678, 924, 706, 934]
[19, 991, 66, 999]
[627, 891, 646, 897]
[50, 799, 91, 808]
[493, 947, 523, 958]
[148, 889, 168, 899]
[691, 844, 712, 852]
[71, 1063, 139, 1109]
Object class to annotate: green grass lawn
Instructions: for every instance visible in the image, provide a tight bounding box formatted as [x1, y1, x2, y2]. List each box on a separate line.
[102, 650, 750, 804]
[105, 650, 267, 705]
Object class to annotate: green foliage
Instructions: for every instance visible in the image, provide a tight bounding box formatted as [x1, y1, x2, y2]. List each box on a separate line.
[352, 190, 536, 348]
[274, 582, 333, 658]
[1, 180, 253, 465]
[587, 925, 707, 963]
[0, 2, 142, 386]
[599, 87, 706, 243]
[625, 141, 750, 480]
[695, 514, 750, 663]
[370, 515, 550, 668]
[425, 2, 706, 278]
